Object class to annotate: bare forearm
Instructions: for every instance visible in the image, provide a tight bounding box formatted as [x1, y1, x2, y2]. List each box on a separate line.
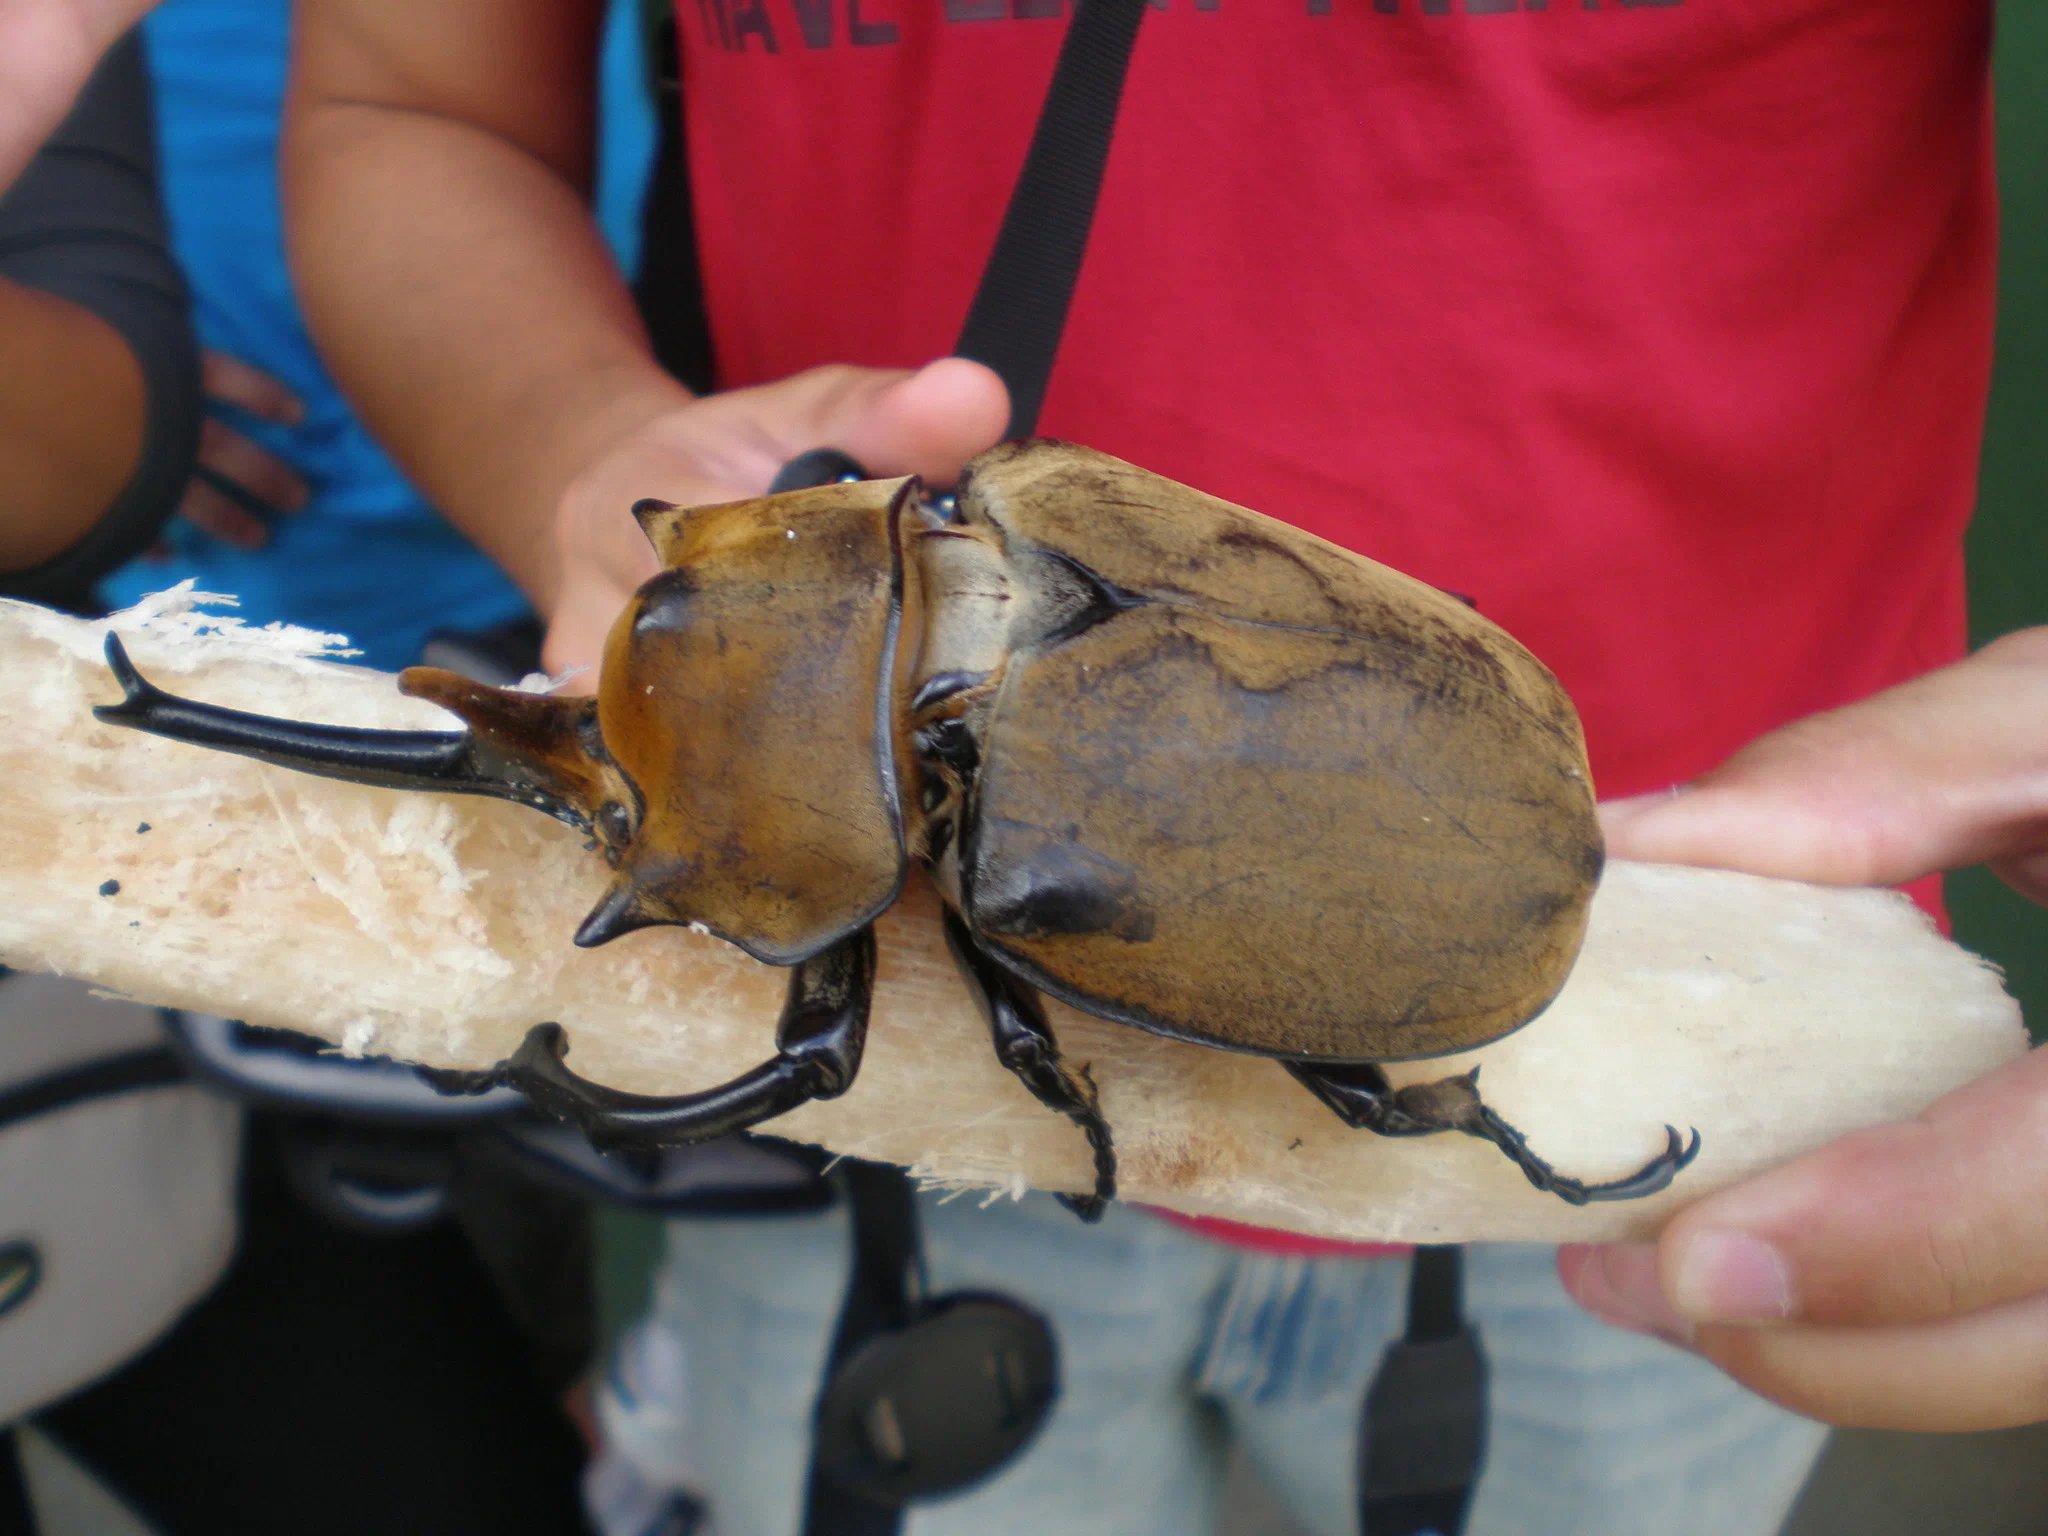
[283, 0, 689, 613]
[0, 274, 144, 567]
[285, 102, 685, 611]
[0, 33, 189, 582]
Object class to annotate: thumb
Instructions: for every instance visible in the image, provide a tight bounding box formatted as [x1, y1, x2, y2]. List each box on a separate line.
[1601, 630, 2048, 890]
[823, 358, 1011, 487]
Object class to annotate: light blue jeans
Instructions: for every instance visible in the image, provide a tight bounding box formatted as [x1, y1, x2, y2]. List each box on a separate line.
[597, 1192, 1827, 1536]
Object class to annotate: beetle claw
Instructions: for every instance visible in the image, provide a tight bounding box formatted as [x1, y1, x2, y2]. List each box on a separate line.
[1057, 1191, 1107, 1223]
[1479, 1110, 1702, 1205]
[416, 1060, 510, 1097]
[1288, 1060, 1699, 1205]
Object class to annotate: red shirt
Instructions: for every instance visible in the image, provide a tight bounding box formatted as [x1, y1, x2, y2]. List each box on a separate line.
[674, 0, 1994, 1252]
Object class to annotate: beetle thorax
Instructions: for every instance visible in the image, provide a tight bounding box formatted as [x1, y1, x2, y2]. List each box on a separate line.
[903, 525, 1009, 903]
[584, 488, 913, 967]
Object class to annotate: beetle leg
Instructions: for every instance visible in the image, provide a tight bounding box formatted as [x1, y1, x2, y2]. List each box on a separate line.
[1287, 1062, 1700, 1206]
[436, 927, 876, 1151]
[941, 909, 1117, 1222]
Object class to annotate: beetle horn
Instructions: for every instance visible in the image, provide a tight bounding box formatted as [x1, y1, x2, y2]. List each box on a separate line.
[394, 666, 611, 829]
[573, 878, 666, 949]
[94, 635, 607, 833]
[630, 498, 676, 533]
[630, 497, 696, 566]
[630, 452, 882, 565]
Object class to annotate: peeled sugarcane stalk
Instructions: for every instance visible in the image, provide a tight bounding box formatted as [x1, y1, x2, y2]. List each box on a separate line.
[0, 587, 2025, 1242]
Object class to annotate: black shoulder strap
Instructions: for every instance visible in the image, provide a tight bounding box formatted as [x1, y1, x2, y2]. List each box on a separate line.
[1361, 1246, 1487, 1536]
[634, 15, 715, 394]
[0, 1431, 31, 1536]
[800, 1161, 921, 1536]
[953, 0, 1149, 440]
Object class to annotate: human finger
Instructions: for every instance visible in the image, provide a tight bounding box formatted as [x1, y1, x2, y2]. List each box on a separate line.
[1991, 848, 2048, 907]
[197, 418, 309, 513]
[1564, 1046, 2048, 1336]
[1600, 629, 2048, 894]
[540, 569, 631, 689]
[1565, 1238, 2048, 1431]
[661, 358, 1009, 499]
[1690, 1290, 2048, 1432]
[1664, 1045, 2048, 1329]
[201, 351, 303, 423]
[543, 359, 1007, 685]
[177, 477, 270, 549]
[825, 357, 1011, 486]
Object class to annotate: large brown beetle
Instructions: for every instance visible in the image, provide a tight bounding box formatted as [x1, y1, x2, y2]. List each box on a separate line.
[96, 441, 1697, 1217]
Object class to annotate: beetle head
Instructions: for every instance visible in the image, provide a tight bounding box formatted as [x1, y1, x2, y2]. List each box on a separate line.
[562, 478, 916, 967]
[393, 669, 627, 837]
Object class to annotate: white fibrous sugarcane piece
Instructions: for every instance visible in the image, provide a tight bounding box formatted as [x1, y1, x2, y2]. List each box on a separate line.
[0, 590, 2026, 1242]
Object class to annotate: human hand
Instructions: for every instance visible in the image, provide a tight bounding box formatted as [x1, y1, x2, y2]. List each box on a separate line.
[1560, 629, 2048, 1429]
[544, 357, 1008, 682]
[174, 352, 309, 549]
[0, 0, 157, 193]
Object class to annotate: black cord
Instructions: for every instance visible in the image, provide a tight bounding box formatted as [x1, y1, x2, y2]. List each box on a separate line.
[1360, 1247, 1487, 1536]
[0, 1046, 186, 1134]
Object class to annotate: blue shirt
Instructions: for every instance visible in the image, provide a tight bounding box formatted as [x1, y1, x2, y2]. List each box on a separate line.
[104, 0, 655, 671]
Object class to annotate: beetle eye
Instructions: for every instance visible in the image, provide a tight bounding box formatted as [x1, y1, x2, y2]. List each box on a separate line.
[598, 801, 633, 847]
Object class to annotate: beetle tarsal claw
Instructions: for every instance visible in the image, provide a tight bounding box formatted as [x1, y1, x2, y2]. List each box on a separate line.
[1285, 1060, 1699, 1206]
[415, 1059, 513, 1097]
[1006, 1046, 1116, 1222]
[1470, 1106, 1703, 1206]
[1055, 1061, 1115, 1222]
[1057, 1191, 1107, 1223]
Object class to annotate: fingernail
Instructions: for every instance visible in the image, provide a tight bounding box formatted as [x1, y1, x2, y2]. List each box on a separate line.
[1671, 1229, 1793, 1324]
[1560, 1242, 1691, 1344]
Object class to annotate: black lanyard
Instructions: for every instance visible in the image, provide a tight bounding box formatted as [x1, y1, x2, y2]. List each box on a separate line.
[1362, 1246, 1487, 1536]
[953, 0, 1149, 441]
